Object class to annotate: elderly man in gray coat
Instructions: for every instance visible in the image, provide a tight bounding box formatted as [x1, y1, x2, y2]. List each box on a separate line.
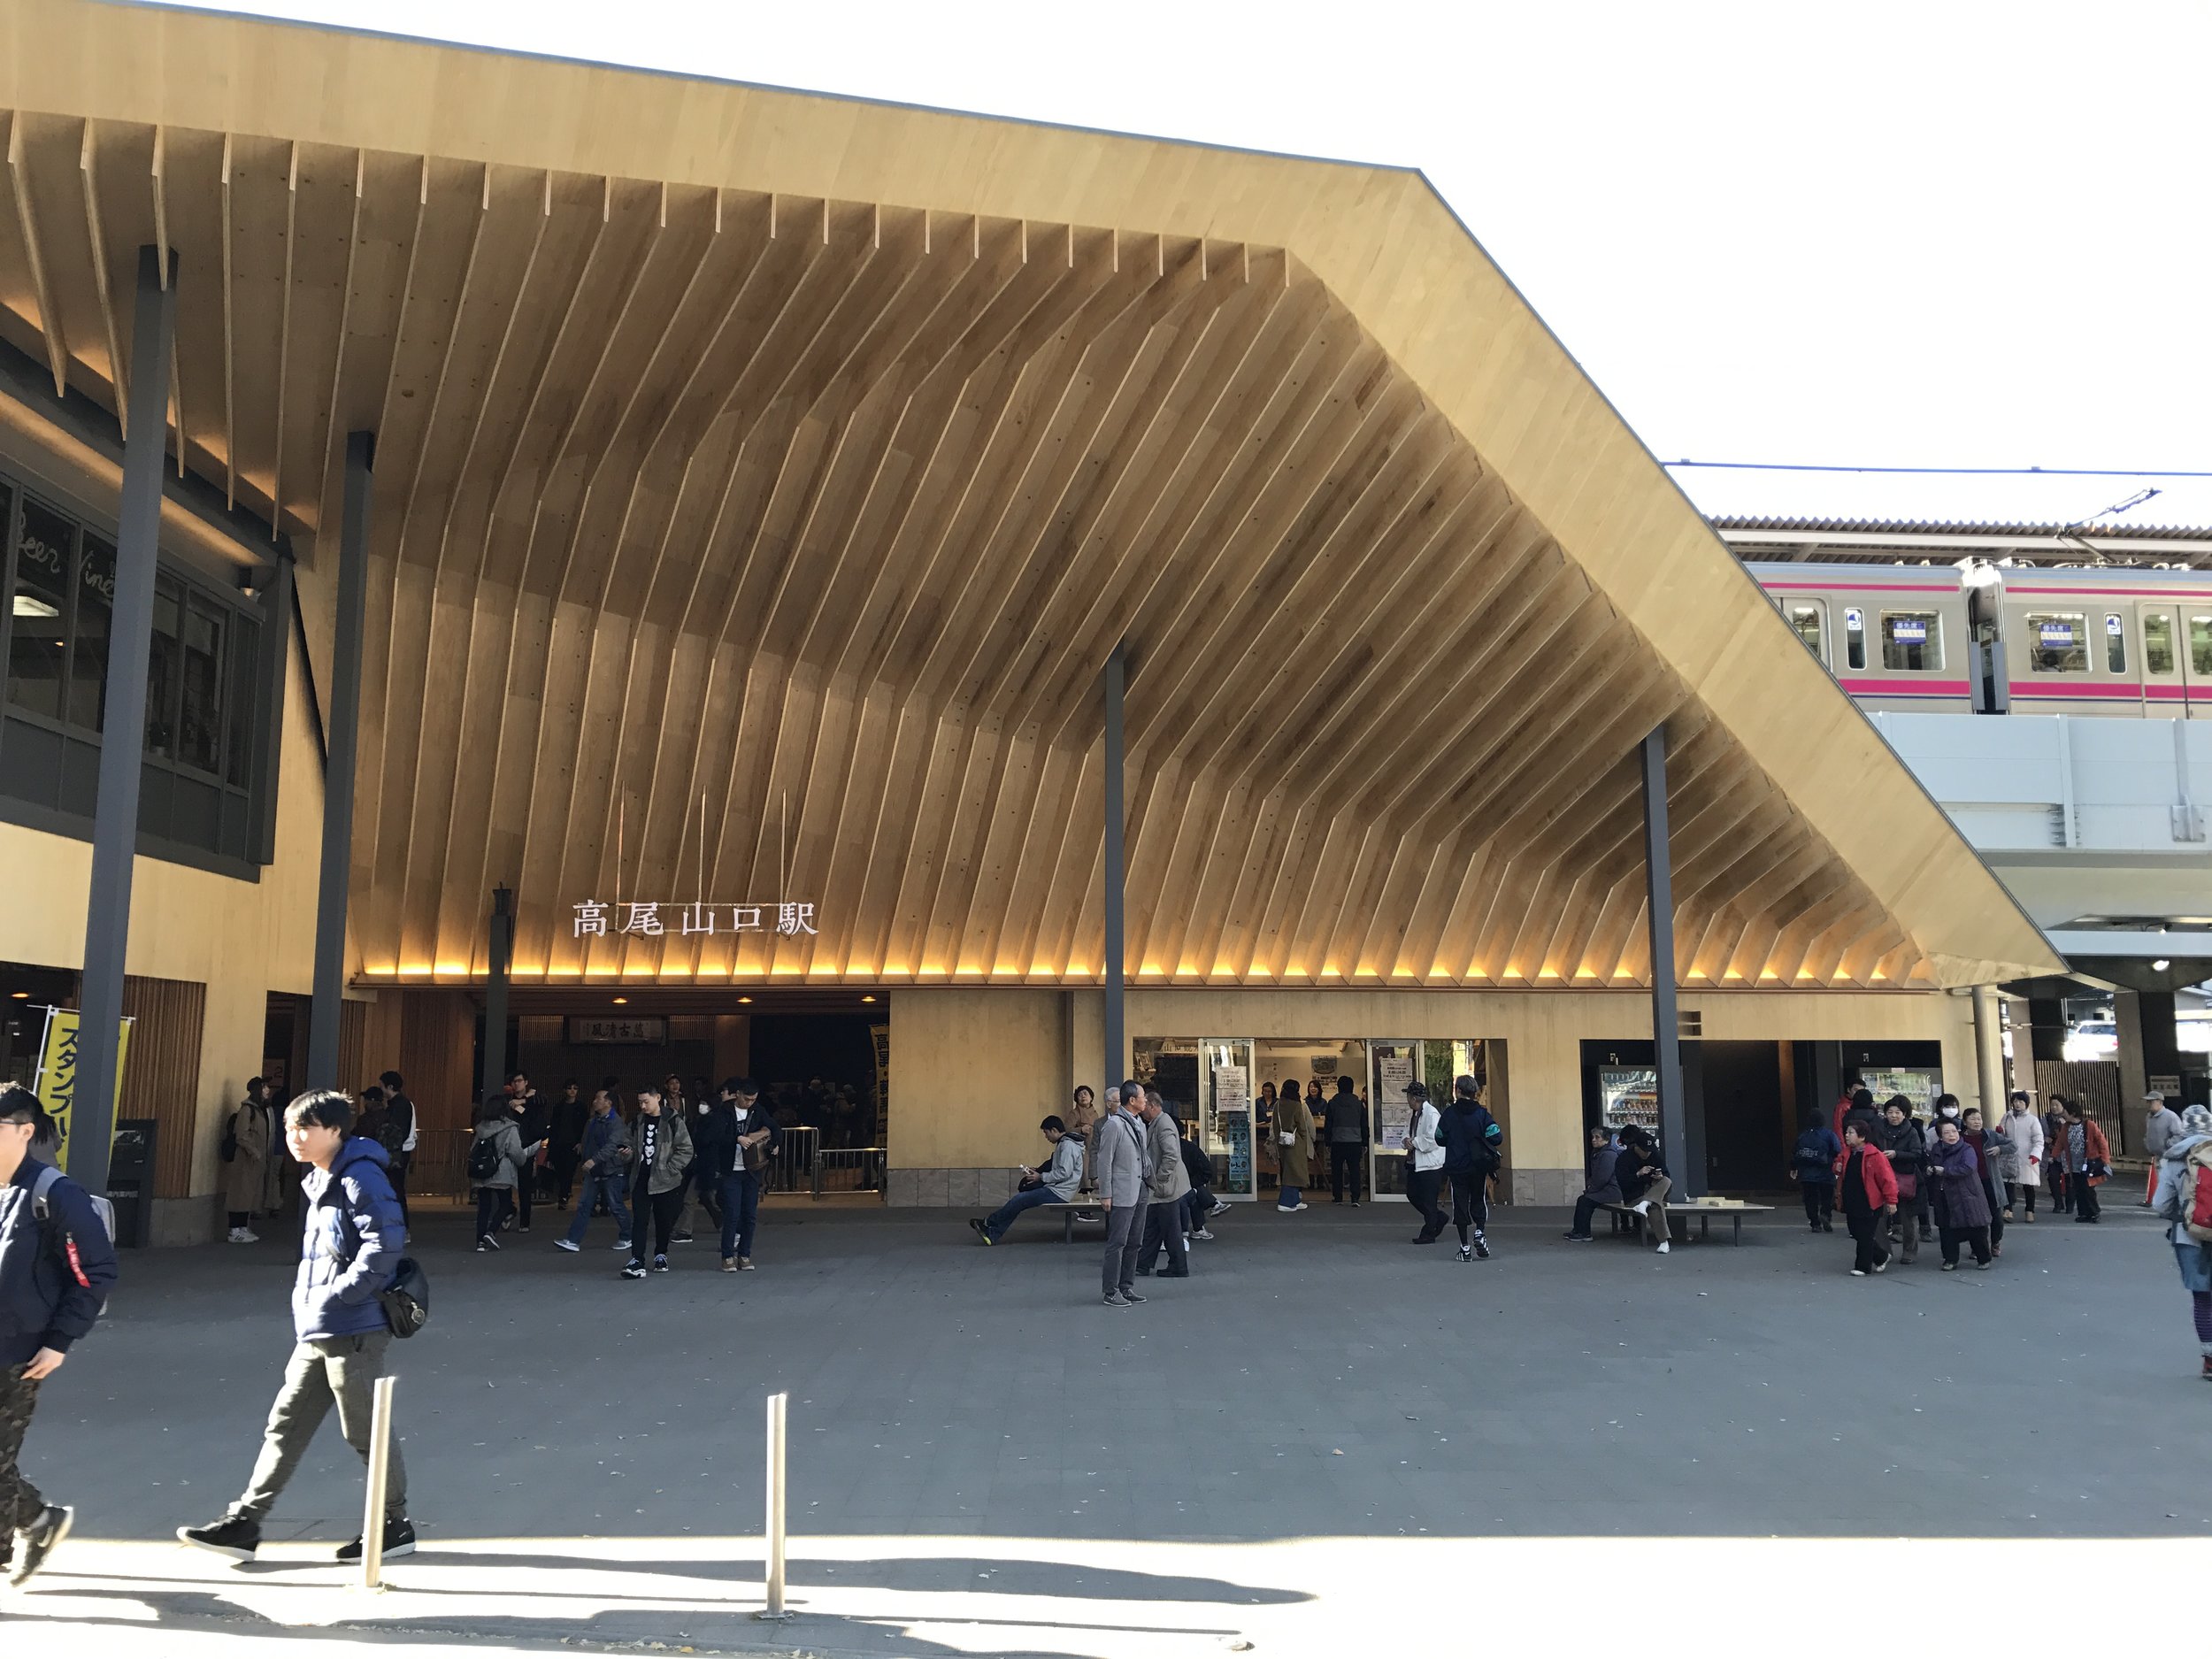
[1093, 1080, 1154, 1308]
[1136, 1089, 1193, 1279]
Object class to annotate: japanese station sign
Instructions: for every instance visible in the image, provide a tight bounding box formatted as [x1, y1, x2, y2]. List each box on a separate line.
[572, 901, 818, 939]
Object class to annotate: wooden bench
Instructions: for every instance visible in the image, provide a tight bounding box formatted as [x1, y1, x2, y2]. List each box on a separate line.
[1598, 1201, 1774, 1245]
[1058, 1205, 1106, 1242]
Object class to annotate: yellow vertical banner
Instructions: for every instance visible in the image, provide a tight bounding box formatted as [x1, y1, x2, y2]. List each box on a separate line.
[33, 1007, 133, 1175]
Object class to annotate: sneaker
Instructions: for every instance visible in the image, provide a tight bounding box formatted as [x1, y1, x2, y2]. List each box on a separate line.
[1289, 1202, 1309, 1212]
[722, 1257, 738, 1272]
[1102, 1292, 1131, 1308]
[1192, 1228, 1215, 1241]
[1350, 1201, 1361, 1209]
[8, 1505, 72, 1586]
[969, 1217, 993, 1245]
[1822, 1221, 1835, 1233]
[611, 1239, 633, 1251]
[1873, 1256, 1891, 1273]
[2023, 1211, 2036, 1225]
[1849, 1267, 1868, 1277]
[2200, 1354, 2211, 1381]
[738, 1257, 756, 1271]
[621, 1263, 647, 1279]
[1121, 1288, 1148, 1303]
[671, 1232, 695, 1245]
[1630, 1199, 1652, 1216]
[177, 1513, 261, 1561]
[554, 1239, 580, 1253]
[1161, 1267, 1192, 1278]
[517, 1222, 531, 1234]
[1276, 1204, 1300, 1213]
[1976, 1259, 1993, 1271]
[238, 1228, 260, 1244]
[499, 1214, 516, 1233]
[227, 1227, 244, 1243]
[651, 1255, 670, 1273]
[1563, 1233, 1593, 1241]
[1456, 1245, 1473, 1263]
[474, 1239, 493, 1253]
[1472, 1236, 1491, 1260]
[334, 1517, 416, 1563]
[1209, 1201, 1231, 1217]
[1940, 1261, 1958, 1271]
[1655, 1241, 1670, 1255]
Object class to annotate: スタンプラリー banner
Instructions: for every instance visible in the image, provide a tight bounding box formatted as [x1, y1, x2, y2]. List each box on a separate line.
[32, 1006, 134, 1174]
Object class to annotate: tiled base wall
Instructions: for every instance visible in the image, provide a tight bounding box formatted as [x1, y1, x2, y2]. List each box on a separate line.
[149, 1194, 223, 1248]
[887, 1168, 1026, 1208]
[890, 1165, 1583, 1209]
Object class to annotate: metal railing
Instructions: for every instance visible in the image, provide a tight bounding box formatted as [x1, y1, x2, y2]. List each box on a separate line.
[810, 1146, 886, 1196]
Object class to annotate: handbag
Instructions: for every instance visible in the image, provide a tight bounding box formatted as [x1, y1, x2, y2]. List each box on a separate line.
[1894, 1171, 1918, 1202]
[1278, 1130, 1296, 1147]
[378, 1256, 431, 1340]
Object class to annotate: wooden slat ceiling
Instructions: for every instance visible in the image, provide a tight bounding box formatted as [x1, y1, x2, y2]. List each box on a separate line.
[0, 0, 2063, 993]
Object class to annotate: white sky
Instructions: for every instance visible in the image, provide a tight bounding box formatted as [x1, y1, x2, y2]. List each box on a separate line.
[173, 0, 2212, 528]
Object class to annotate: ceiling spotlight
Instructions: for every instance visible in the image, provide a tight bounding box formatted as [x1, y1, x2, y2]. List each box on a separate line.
[7, 990, 27, 1000]
[737, 995, 753, 1004]
[611, 995, 628, 1005]
[2152, 958, 2171, 972]
[861, 994, 877, 1003]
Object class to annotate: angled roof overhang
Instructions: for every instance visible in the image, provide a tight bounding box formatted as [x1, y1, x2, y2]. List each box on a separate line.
[0, 0, 2062, 989]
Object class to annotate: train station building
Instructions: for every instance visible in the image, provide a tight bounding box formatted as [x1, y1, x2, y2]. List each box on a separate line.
[0, 0, 2061, 1243]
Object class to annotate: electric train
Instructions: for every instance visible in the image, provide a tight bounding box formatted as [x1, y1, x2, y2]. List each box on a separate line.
[1745, 560, 2212, 717]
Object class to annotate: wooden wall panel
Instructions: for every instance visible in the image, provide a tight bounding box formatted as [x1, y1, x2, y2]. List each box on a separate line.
[119, 974, 205, 1200]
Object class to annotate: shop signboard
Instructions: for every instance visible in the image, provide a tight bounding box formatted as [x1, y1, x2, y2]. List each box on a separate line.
[572, 900, 817, 937]
[567, 1016, 668, 1045]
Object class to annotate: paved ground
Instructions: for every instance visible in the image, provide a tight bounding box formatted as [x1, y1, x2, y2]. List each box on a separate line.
[3, 1194, 2203, 1655]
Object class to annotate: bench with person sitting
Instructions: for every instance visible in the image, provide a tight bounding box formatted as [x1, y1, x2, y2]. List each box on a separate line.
[969, 1116, 1086, 1245]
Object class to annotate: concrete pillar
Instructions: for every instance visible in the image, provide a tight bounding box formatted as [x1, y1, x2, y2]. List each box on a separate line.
[1640, 725, 1692, 1196]
[1972, 986, 2008, 1120]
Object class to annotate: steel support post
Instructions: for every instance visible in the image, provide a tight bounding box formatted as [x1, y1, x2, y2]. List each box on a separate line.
[71, 247, 175, 1192]
[1640, 725, 1692, 1197]
[480, 886, 514, 1107]
[307, 432, 373, 1089]
[1102, 645, 1126, 1093]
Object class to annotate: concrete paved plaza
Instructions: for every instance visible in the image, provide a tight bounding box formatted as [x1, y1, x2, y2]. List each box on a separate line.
[3, 1196, 2202, 1655]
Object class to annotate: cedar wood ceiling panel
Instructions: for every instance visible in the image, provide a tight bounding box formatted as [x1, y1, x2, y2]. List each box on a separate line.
[0, 0, 2062, 992]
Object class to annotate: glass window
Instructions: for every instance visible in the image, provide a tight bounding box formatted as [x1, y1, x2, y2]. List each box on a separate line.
[144, 575, 181, 757]
[68, 530, 115, 731]
[1844, 605, 1866, 671]
[1880, 610, 1943, 672]
[226, 614, 258, 788]
[1786, 603, 1823, 660]
[2024, 611, 2088, 673]
[2146, 611, 2177, 675]
[2193, 615, 2212, 678]
[2104, 613, 2127, 676]
[179, 596, 224, 773]
[8, 497, 73, 720]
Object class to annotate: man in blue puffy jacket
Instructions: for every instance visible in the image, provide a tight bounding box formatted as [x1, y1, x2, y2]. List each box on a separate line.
[0, 1087, 119, 1587]
[180, 1089, 414, 1563]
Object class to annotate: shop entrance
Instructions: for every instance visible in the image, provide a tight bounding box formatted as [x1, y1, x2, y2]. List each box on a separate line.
[491, 988, 889, 1197]
[1136, 1035, 1494, 1203]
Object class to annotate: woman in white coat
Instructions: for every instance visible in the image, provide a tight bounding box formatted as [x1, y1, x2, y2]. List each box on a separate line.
[1997, 1091, 2047, 1220]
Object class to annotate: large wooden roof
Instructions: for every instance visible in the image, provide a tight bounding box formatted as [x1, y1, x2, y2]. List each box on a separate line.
[0, 0, 2061, 989]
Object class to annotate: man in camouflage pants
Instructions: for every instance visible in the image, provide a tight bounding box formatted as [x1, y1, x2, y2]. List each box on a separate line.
[0, 1087, 119, 1586]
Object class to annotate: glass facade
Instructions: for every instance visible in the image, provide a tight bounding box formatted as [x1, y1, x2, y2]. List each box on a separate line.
[0, 462, 273, 872]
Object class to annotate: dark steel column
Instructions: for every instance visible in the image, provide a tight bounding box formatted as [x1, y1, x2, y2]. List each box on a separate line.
[306, 432, 373, 1089]
[480, 886, 514, 1108]
[1640, 725, 1692, 1197]
[248, 546, 295, 865]
[1102, 646, 1126, 1090]
[71, 247, 176, 1193]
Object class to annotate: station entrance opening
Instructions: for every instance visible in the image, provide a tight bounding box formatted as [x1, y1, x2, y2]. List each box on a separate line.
[480, 987, 888, 1199]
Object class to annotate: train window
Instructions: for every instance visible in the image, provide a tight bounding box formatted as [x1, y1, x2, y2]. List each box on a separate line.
[2024, 611, 2088, 673]
[1843, 606, 1866, 671]
[2145, 611, 2177, 675]
[1879, 610, 1942, 672]
[2193, 616, 2212, 677]
[1786, 604, 1823, 660]
[2104, 613, 2126, 675]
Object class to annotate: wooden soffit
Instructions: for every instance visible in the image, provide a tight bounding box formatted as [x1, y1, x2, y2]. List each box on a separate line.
[0, 0, 2060, 991]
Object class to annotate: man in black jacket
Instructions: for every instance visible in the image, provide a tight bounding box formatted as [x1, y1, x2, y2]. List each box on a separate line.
[0, 1087, 119, 1586]
[717, 1079, 782, 1272]
[1875, 1098, 1926, 1263]
[546, 1079, 588, 1209]
[1437, 1076, 1503, 1263]
[377, 1070, 417, 1222]
[1324, 1077, 1368, 1206]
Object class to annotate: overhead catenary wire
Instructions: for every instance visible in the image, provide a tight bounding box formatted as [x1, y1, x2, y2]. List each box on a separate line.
[1664, 461, 2212, 479]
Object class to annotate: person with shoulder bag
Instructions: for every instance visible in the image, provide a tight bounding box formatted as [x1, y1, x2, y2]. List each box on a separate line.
[180, 1089, 414, 1563]
[0, 1088, 119, 1586]
[223, 1078, 283, 1245]
[1437, 1077, 1503, 1262]
[467, 1094, 539, 1252]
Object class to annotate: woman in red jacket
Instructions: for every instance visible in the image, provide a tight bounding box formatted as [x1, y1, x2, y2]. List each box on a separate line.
[1839, 1119, 1898, 1277]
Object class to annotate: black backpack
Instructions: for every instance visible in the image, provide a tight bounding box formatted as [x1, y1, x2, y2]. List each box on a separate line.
[465, 1135, 500, 1182]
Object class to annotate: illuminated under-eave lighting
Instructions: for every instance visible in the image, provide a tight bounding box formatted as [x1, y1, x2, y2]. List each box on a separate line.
[2153, 957, 2172, 971]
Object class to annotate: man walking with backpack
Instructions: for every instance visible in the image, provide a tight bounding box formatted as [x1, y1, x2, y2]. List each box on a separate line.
[180, 1089, 416, 1563]
[1437, 1076, 1503, 1262]
[0, 1087, 118, 1586]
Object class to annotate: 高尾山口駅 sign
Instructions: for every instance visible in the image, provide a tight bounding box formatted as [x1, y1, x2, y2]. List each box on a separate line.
[572, 901, 817, 939]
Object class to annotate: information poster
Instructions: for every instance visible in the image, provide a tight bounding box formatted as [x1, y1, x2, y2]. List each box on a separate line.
[1377, 1053, 1414, 1149]
[1212, 1064, 1249, 1114]
[1224, 1112, 1251, 1191]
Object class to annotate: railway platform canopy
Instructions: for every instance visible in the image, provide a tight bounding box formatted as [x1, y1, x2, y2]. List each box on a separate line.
[0, 0, 2063, 1233]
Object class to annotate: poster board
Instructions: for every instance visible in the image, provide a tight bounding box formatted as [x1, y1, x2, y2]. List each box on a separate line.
[1376, 1052, 1415, 1149]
